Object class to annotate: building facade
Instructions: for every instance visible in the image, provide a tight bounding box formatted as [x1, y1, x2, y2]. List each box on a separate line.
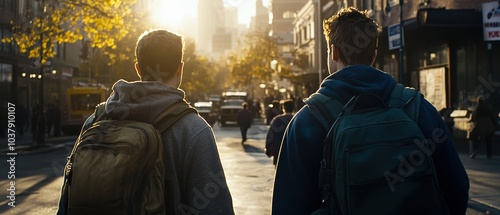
[289, 0, 500, 137]
[291, 0, 322, 98]
[0, 0, 80, 114]
[198, 0, 225, 55]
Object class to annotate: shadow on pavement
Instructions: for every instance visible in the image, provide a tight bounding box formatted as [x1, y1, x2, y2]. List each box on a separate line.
[242, 142, 265, 153]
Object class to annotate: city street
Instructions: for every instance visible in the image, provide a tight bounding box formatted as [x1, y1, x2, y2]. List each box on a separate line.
[0, 119, 499, 214]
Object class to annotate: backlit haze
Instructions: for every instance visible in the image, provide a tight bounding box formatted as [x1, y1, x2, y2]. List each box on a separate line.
[149, 0, 271, 39]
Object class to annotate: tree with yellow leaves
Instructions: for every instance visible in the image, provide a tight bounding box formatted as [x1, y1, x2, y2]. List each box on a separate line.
[2, 0, 136, 65]
[227, 29, 282, 88]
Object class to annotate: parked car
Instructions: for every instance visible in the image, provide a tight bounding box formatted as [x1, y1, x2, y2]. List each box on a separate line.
[194, 101, 217, 126]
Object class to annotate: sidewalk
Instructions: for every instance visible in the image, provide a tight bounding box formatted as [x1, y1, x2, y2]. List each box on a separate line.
[454, 138, 500, 214]
[0, 131, 77, 155]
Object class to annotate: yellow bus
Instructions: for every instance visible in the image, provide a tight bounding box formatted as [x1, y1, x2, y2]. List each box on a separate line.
[62, 87, 107, 134]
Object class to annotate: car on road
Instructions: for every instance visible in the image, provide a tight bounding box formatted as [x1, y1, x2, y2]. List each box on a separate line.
[194, 101, 217, 126]
[219, 91, 247, 126]
[219, 99, 245, 126]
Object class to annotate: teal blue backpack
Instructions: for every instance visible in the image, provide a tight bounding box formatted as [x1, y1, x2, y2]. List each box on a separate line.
[306, 84, 449, 215]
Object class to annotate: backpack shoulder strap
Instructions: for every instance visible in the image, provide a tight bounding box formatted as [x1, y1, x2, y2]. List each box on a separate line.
[153, 100, 198, 132]
[388, 83, 422, 123]
[92, 102, 108, 124]
[304, 93, 344, 130]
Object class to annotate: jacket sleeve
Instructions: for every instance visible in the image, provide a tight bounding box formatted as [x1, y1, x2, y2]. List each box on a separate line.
[265, 119, 277, 157]
[418, 100, 470, 214]
[181, 126, 235, 215]
[272, 108, 326, 214]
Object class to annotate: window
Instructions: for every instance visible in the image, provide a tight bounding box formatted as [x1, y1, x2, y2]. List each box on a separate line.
[0, 63, 13, 82]
[0, 0, 15, 11]
[363, 0, 373, 10]
[0, 63, 12, 102]
[283, 11, 295, 19]
[310, 20, 315, 39]
[0, 27, 13, 53]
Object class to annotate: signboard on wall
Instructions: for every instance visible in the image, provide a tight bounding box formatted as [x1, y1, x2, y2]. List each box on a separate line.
[482, 1, 500, 41]
[62, 67, 73, 77]
[419, 67, 447, 111]
[388, 24, 401, 50]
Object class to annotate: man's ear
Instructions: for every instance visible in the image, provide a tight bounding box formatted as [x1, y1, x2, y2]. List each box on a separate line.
[135, 62, 142, 79]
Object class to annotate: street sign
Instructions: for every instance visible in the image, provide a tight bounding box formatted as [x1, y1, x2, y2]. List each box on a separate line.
[482, 1, 500, 41]
[388, 24, 401, 50]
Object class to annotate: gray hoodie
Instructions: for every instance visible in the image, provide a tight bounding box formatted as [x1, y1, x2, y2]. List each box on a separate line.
[82, 80, 234, 214]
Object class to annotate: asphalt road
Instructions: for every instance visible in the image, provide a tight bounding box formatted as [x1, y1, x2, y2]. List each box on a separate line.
[0, 120, 498, 214]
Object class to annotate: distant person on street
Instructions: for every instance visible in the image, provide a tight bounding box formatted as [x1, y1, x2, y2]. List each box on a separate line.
[468, 96, 497, 159]
[265, 99, 294, 165]
[266, 100, 283, 125]
[272, 7, 469, 215]
[57, 29, 234, 214]
[237, 102, 253, 144]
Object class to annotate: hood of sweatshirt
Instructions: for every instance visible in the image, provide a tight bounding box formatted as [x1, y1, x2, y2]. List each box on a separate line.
[317, 65, 397, 104]
[104, 79, 186, 124]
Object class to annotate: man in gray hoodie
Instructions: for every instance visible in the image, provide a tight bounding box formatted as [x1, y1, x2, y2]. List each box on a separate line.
[58, 29, 234, 214]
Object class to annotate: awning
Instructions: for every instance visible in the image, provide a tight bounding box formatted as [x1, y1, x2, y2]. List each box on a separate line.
[416, 8, 482, 28]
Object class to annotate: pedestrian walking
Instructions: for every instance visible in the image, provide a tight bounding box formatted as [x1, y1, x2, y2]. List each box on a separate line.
[57, 29, 234, 215]
[468, 96, 497, 159]
[265, 99, 294, 165]
[237, 102, 253, 144]
[272, 7, 469, 215]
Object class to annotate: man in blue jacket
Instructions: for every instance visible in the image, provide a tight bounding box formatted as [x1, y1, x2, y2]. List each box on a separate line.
[272, 7, 469, 214]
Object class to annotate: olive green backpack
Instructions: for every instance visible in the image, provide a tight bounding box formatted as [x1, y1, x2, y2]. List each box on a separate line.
[59, 101, 195, 215]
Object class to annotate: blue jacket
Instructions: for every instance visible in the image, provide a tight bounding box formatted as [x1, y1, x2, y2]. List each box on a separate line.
[272, 65, 469, 214]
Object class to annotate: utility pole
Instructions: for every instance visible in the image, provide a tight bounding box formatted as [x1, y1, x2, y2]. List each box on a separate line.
[399, 0, 404, 84]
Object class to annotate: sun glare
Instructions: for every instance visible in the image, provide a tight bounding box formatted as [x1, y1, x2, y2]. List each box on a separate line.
[150, 0, 185, 28]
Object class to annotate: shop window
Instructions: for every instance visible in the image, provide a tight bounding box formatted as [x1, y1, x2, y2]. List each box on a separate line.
[0, 27, 13, 52]
[383, 53, 399, 81]
[0, 63, 13, 82]
[415, 44, 448, 68]
[0, 63, 13, 102]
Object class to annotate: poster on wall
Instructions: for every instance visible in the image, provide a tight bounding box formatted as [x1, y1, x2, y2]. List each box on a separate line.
[419, 67, 447, 111]
[482, 1, 500, 41]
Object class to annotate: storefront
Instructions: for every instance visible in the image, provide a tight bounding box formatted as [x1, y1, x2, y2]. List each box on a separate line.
[378, 8, 500, 112]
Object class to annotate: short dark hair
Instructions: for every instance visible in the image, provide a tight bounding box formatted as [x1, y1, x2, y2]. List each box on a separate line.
[135, 29, 184, 81]
[283, 100, 294, 113]
[323, 7, 379, 65]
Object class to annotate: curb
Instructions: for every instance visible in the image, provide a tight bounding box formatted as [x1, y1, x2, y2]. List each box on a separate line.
[469, 198, 500, 215]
